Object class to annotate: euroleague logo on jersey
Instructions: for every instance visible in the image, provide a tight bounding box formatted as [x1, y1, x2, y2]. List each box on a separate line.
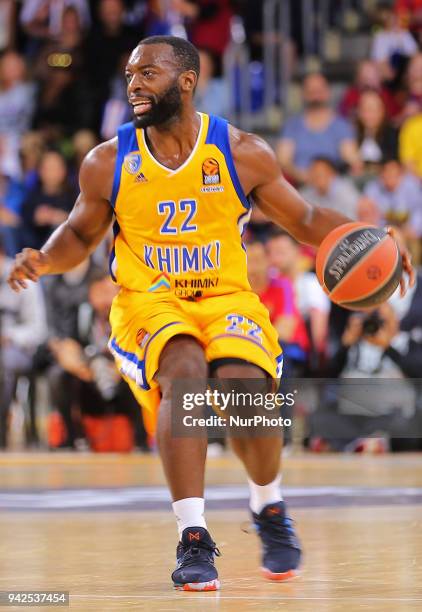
[202, 158, 220, 185]
[124, 152, 142, 175]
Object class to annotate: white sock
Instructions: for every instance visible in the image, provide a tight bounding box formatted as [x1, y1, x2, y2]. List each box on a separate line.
[172, 497, 207, 538]
[248, 475, 283, 514]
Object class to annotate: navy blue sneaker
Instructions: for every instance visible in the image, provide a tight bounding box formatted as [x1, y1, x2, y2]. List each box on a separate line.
[172, 527, 221, 591]
[253, 501, 301, 581]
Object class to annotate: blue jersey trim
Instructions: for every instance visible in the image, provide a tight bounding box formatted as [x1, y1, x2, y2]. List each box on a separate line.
[109, 322, 185, 392]
[276, 353, 284, 378]
[205, 115, 251, 210]
[110, 336, 138, 365]
[109, 337, 149, 390]
[110, 122, 138, 208]
[237, 209, 252, 252]
[143, 321, 184, 364]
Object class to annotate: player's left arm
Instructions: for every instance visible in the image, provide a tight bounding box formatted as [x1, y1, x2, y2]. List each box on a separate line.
[231, 129, 415, 292]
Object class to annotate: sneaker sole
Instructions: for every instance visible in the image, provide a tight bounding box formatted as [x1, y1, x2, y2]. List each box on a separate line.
[174, 579, 220, 592]
[261, 567, 299, 581]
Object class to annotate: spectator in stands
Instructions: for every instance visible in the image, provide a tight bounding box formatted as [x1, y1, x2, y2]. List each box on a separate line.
[339, 60, 400, 120]
[371, 1, 418, 83]
[33, 6, 91, 131]
[0, 168, 26, 257]
[69, 129, 98, 187]
[356, 90, 398, 170]
[399, 111, 422, 176]
[300, 157, 360, 219]
[394, 0, 422, 46]
[0, 132, 47, 256]
[195, 48, 230, 118]
[72, 129, 98, 167]
[364, 159, 422, 253]
[397, 53, 422, 123]
[241, 0, 264, 61]
[245, 207, 274, 243]
[85, 0, 141, 132]
[0, 51, 35, 179]
[100, 52, 132, 140]
[266, 228, 330, 364]
[174, 0, 233, 71]
[247, 239, 310, 376]
[356, 195, 382, 227]
[0, 1, 16, 52]
[21, 150, 76, 250]
[0, 234, 47, 448]
[141, 1, 172, 37]
[19, 131, 46, 192]
[20, 0, 90, 44]
[277, 73, 362, 185]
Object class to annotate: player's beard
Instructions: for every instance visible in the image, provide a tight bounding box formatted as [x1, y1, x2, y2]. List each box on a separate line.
[132, 81, 183, 129]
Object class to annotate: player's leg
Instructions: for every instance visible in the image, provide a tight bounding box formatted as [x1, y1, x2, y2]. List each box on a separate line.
[155, 334, 220, 591]
[109, 292, 220, 590]
[214, 361, 282, 485]
[155, 334, 208, 501]
[212, 359, 301, 582]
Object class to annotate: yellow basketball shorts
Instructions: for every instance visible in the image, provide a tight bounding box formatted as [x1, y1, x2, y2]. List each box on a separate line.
[108, 289, 283, 435]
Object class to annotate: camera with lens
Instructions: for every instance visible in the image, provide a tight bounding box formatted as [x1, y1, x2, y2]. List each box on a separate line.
[362, 311, 385, 337]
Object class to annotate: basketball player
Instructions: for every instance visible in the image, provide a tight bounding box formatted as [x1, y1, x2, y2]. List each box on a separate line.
[8, 36, 414, 591]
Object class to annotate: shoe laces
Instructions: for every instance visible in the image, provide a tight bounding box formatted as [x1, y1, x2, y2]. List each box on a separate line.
[256, 514, 298, 548]
[177, 540, 221, 567]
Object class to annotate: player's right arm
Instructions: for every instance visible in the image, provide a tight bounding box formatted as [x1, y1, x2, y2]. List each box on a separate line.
[8, 139, 116, 292]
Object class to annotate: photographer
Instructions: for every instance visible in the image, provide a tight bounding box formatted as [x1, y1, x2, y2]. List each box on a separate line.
[310, 302, 422, 452]
[45, 270, 147, 451]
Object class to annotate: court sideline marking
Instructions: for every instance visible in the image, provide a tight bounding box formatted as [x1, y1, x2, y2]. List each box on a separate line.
[1, 485, 422, 510]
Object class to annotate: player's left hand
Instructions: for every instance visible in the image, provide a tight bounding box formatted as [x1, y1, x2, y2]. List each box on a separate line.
[386, 226, 415, 297]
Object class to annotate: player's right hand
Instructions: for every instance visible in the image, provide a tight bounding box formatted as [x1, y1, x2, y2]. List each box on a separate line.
[7, 248, 51, 292]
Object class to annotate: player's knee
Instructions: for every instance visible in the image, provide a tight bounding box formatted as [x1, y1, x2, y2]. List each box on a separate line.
[170, 354, 207, 380]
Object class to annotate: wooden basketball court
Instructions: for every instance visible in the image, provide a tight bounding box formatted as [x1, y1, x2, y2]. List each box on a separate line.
[1, 452, 421, 611]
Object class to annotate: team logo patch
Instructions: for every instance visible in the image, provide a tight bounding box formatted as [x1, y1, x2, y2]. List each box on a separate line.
[124, 152, 142, 175]
[148, 272, 171, 292]
[136, 328, 150, 348]
[202, 158, 220, 185]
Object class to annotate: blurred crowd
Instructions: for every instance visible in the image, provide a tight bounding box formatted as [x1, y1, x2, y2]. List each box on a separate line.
[1, 0, 422, 453]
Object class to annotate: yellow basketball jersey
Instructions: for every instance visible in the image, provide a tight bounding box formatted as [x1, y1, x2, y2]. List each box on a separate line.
[110, 112, 252, 298]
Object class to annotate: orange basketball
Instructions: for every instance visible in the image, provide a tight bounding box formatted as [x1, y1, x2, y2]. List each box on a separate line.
[202, 158, 219, 175]
[316, 222, 402, 309]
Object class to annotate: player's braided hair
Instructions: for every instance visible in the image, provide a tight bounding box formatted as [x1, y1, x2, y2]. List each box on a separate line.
[139, 35, 200, 79]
